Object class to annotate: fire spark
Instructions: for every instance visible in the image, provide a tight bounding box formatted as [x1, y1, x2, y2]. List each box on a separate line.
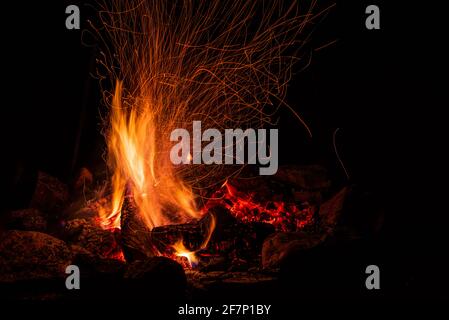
[92, 0, 326, 263]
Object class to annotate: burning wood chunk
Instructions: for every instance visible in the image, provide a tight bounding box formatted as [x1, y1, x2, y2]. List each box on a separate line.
[30, 171, 69, 214]
[120, 195, 157, 261]
[5, 208, 47, 232]
[0, 230, 72, 283]
[61, 218, 122, 260]
[151, 206, 275, 270]
[151, 221, 202, 253]
[150, 207, 222, 254]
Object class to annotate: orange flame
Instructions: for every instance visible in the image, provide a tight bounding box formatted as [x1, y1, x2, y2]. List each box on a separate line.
[172, 241, 199, 268]
[99, 81, 200, 230]
[172, 213, 216, 268]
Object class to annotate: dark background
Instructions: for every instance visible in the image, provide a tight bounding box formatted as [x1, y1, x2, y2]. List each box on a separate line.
[0, 0, 447, 303]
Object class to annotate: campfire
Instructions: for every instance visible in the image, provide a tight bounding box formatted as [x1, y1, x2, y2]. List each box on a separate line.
[0, 0, 383, 302]
[90, 0, 324, 269]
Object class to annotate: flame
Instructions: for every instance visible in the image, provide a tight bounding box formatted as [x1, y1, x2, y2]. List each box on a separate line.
[172, 213, 216, 268]
[98, 171, 125, 229]
[99, 81, 200, 230]
[172, 240, 199, 268]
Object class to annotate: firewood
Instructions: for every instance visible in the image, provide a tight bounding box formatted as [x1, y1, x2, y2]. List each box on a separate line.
[120, 194, 157, 261]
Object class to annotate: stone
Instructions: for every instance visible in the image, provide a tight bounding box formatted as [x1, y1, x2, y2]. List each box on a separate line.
[62, 218, 121, 259]
[261, 232, 326, 268]
[124, 257, 187, 299]
[30, 171, 69, 214]
[70, 245, 125, 277]
[73, 167, 93, 191]
[0, 230, 72, 282]
[319, 186, 350, 233]
[319, 186, 384, 240]
[5, 208, 47, 232]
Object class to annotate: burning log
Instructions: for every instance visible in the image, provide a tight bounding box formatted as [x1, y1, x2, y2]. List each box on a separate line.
[150, 206, 274, 269]
[151, 222, 202, 254]
[120, 194, 157, 261]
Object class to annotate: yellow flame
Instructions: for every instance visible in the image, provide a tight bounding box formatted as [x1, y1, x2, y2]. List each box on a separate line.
[172, 214, 216, 268]
[172, 241, 199, 268]
[99, 80, 200, 229]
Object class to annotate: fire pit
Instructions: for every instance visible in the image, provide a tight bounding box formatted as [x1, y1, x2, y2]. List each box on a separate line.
[0, 162, 382, 301]
[0, 0, 388, 304]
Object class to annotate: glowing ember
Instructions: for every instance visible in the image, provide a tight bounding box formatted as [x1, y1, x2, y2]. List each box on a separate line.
[205, 181, 314, 232]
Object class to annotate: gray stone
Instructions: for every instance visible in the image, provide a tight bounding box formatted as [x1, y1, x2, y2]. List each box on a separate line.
[0, 230, 72, 282]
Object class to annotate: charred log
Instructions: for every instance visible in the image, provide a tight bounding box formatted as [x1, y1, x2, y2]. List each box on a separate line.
[120, 195, 157, 262]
